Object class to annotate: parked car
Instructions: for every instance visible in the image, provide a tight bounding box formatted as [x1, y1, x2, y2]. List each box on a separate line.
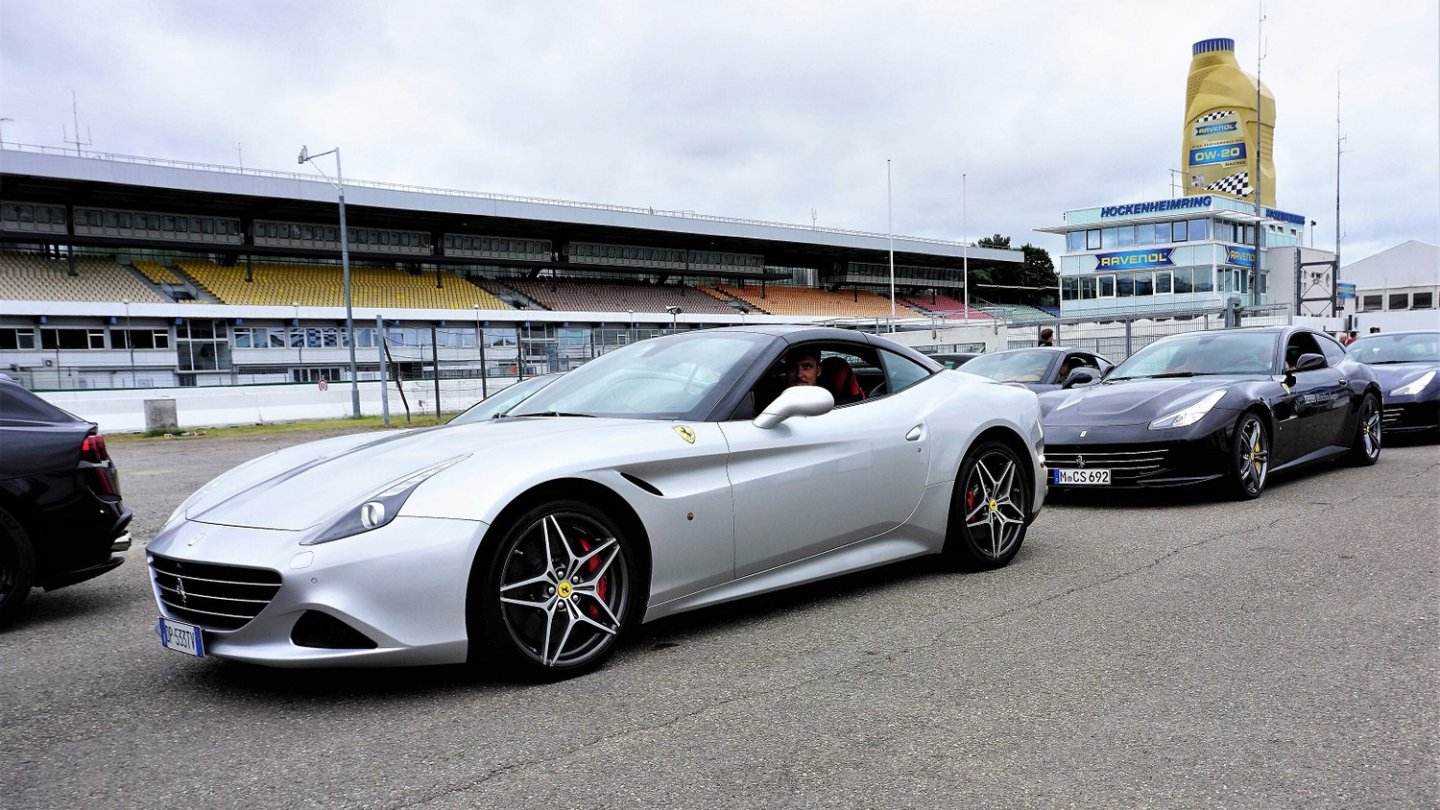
[926, 352, 980, 370]
[148, 326, 1046, 679]
[1346, 330, 1440, 436]
[1038, 326, 1382, 499]
[954, 346, 1113, 392]
[0, 376, 132, 624]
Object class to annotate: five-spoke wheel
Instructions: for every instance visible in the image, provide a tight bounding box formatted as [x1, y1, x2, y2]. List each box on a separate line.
[1347, 393, 1382, 466]
[0, 509, 36, 626]
[945, 441, 1030, 570]
[1228, 412, 1270, 500]
[472, 500, 634, 679]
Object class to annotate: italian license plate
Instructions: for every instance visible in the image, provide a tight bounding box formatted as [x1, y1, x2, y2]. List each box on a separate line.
[1052, 468, 1111, 486]
[157, 617, 206, 657]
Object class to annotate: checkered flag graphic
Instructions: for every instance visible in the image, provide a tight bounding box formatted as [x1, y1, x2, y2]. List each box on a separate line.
[1196, 110, 1235, 123]
[1206, 170, 1252, 197]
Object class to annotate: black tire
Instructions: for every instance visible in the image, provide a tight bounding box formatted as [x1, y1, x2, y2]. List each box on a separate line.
[0, 508, 36, 628]
[1346, 393, 1382, 466]
[469, 500, 636, 681]
[943, 441, 1030, 570]
[1227, 412, 1270, 500]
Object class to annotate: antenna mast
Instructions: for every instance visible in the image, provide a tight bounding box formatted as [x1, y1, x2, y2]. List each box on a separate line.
[63, 90, 91, 156]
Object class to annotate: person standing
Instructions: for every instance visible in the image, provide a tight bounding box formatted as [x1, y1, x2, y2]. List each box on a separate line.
[1039, 327, 1055, 347]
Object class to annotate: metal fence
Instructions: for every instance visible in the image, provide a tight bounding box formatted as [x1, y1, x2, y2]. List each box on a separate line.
[1002, 303, 1293, 360]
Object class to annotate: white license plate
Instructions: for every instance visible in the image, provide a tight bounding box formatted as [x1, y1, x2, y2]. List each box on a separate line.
[1052, 468, 1111, 486]
[157, 617, 206, 657]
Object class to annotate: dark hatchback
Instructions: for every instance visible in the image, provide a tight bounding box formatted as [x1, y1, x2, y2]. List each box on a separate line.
[0, 376, 132, 624]
[1038, 326, 1383, 499]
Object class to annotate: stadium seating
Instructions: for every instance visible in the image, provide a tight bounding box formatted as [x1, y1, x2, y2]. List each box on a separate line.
[173, 260, 511, 310]
[131, 259, 186, 285]
[0, 252, 169, 302]
[501, 279, 740, 315]
[711, 284, 926, 319]
[898, 291, 993, 320]
[976, 302, 1057, 325]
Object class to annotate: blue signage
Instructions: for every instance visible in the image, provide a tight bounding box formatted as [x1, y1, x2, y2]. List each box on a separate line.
[1225, 246, 1256, 268]
[1337, 282, 1356, 300]
[1189, 143, 1247, 166]
[1096, 248, 1174, 271]
[1264, 207, 1306, 225]
[1100, 197, 1212, 218]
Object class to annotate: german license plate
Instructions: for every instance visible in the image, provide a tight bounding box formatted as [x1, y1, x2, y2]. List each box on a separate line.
[157, 617, 206, 657]
[1052, 468, 1111, 485]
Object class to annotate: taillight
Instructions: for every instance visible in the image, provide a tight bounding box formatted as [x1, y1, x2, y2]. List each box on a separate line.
[81, 433, 120, 497]
[82, 433, 110, 462]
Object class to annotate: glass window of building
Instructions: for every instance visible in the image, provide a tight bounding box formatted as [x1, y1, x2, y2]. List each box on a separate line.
[1155, 271, 1173, 294]
[1134, 274, 1154, 296]
[1098, 275, 1115, 297]
[1085, 229, 1101, 249]
[1171, 220, 1189, 242]
[1389, 293, 1410, 310]
[1117, 275, 1135, 297]
[1413, 292, 1434, 309]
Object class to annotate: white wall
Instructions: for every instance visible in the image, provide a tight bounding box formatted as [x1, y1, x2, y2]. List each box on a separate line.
[37, 377, 526, 434]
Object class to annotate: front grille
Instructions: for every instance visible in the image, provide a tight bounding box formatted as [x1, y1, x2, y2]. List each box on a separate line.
[1382, 406, 1404, 429]
[1046, 444, 1173, 484]
[1382, 403, 1439, 431]
[150, 554, 282, 631]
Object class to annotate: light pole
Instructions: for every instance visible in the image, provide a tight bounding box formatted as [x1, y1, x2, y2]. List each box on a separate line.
[666, 305, 682, 334]
[293, 301, 302, 374]
[123, 299, 135, 386]
[298, 144, 360, 417]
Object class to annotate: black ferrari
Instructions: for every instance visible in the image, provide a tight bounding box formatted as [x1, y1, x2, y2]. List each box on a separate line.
[1346, 329, 1439, 437]
[0, 375, 133, 624]
[1038, 326, 1383, 500]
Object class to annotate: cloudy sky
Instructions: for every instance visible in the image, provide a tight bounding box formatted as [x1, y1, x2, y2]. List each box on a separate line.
[1, 0, 1436, 263]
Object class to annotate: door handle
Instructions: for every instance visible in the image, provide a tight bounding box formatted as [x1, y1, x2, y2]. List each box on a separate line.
[905, 425, 923, 442]
[1338, 379, 1346, 385]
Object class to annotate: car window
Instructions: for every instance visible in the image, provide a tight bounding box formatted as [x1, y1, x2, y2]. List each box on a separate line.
[1111, 331, 1278, 377]
[878, 349, 932, 395]
[1285, 332, 1326, 370]
[959, 350, 1052, 383]
[1316, 334, 1347, 367]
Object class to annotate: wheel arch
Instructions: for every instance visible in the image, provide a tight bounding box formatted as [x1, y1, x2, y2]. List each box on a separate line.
[964, 425, 1037, 508]
[465, 477, 654, 632]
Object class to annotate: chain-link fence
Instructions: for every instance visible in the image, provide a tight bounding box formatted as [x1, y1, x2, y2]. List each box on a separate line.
[1001, 303, 1293, 360]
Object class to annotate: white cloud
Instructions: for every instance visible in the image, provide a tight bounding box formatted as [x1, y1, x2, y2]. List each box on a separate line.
[1, 0, 1435, 262]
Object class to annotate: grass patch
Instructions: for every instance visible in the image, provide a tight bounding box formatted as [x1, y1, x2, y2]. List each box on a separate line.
[110, 413, 461, 443]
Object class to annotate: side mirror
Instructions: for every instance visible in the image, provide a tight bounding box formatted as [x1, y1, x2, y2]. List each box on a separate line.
[753, 385, 834, 429]
[1061, 368, 1098, 389]
[1294, 353, 1326, 372]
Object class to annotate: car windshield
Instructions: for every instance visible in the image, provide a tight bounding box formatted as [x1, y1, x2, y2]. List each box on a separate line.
[448, 373, 560, 425]
[508, 330, 771, 420]
[959, 350, 1053, 383]
[1110, 331, 1278, 378]
[1347, 332, 1440, 364]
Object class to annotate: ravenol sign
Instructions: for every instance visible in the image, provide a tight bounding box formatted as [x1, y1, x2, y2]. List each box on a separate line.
[1337, 282, 1356, 300]
[1194, 121, 1238, 136]
[1225, 246, 1256, 268]
[1096, 248, 1174, 271]
[1189, 143, 1247, 166]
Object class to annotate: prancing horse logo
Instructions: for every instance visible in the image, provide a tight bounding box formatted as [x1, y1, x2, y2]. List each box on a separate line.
[673, 425, 696, 444]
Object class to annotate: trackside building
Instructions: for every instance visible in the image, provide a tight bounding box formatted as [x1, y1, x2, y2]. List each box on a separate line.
[1038, 195, 1310, 318]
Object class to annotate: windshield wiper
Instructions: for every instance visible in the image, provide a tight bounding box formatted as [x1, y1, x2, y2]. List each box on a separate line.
[1108, 371, 1216, 381]
[1367, 359, 1429, 365]
[510, 411, 595, 418]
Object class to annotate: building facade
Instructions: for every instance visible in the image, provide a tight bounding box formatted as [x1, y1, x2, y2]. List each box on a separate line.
[1038, 194, 1309, 317]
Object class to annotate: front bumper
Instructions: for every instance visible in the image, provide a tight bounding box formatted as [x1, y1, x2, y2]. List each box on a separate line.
[1043, 420, 1234, 489]
[146, 515, 487, 667]
[1381, 397, 1439, 435]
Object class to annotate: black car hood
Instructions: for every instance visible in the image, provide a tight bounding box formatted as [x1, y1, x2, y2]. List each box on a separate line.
[1039, 377, 1238, 427]
[1365, 362, 1438, 391]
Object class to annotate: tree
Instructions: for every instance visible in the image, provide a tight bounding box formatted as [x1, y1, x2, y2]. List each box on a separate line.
[976, 234, 1011, 250]
[972, 234, 1057, 305]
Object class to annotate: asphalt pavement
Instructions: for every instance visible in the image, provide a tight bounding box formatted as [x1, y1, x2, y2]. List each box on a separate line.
[2, 429, 1436, 809]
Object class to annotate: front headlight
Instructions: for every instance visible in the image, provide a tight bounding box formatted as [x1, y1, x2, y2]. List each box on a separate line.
[1391, 371, 1435, 397]
[1148, 390, 1227, 430]
[302, 455, 469, 545]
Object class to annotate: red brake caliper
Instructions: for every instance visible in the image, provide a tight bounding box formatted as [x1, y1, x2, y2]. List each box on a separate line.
[577, 537, 606, 619]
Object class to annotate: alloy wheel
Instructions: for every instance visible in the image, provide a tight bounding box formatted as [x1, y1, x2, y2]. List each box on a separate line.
[497, 510, 631, 669]
[962, 447, 1029, 561]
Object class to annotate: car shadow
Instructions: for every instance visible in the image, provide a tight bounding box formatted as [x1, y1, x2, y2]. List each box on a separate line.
[177, 554, 987, 700]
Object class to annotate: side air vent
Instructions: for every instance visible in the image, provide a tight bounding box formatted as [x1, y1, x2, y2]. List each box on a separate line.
[621, 473, 664, 497]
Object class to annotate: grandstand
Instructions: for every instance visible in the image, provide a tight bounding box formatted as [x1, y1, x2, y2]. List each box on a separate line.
[711, 284, 923, 319]
[499, 278, 740, 315]
[0, 252, 168, 303]
[898, 291, 993, 320]
[174, 260, 510, 310]
[1, 147, 1027, 393]
[974, 301, 1057, 324]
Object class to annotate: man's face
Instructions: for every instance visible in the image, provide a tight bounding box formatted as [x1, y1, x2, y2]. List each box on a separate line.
[788, 355, 819, 386]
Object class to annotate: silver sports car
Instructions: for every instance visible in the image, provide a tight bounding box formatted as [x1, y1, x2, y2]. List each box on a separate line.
[148, 326, 1046, 679]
